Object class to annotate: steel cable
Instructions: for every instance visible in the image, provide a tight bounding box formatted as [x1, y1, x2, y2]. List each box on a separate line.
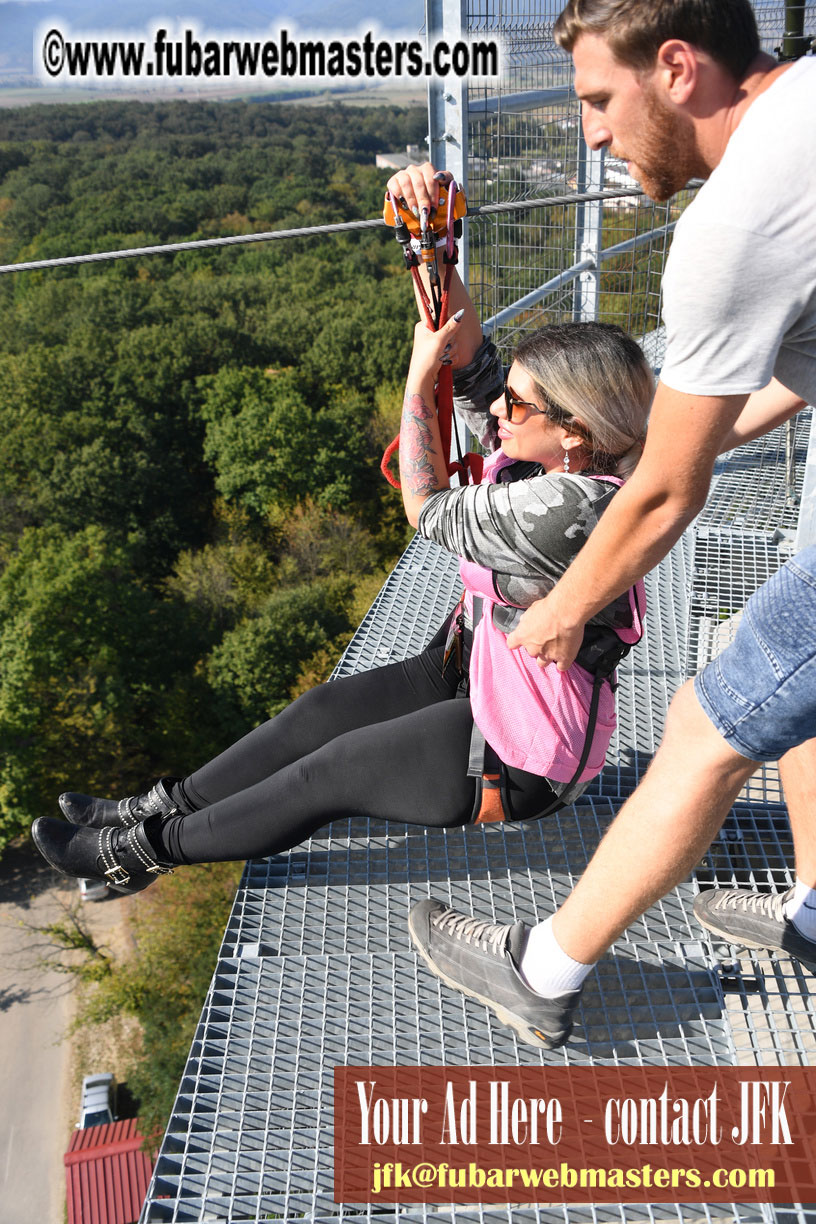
[0, 187, 647, 275]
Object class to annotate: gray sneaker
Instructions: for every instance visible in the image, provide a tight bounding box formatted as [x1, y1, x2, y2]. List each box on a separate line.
[408, 898, 580, 1049]
[693, 886, 816, 970]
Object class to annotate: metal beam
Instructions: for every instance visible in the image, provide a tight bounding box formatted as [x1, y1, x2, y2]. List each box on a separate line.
[467, 87, 573, 114]
[426, 0, 469, 212]
[778, 0, 812, 60]
[426, 0, 470, 469]
[484, 220, 677, 334]
[794, 409, 816, 549]
[573, 139, 605, 321]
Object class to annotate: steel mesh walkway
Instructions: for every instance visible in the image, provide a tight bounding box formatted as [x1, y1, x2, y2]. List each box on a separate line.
[140, 410, 816, 1224]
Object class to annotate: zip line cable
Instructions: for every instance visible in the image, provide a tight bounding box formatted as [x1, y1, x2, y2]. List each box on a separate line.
[0, 186, 647, 276]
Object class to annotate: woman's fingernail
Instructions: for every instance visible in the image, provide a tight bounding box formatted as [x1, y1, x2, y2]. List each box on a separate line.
[441, 356, 452, 366]
[412, 206, 420, 218]
[452, 308, 465, 322]
[399, 195, 408, 209]
[433, 171, 448, 182]
[443, 342, 451, 352]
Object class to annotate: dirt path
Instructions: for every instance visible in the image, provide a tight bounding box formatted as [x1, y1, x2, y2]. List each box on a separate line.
[0, 844, 130, 1224]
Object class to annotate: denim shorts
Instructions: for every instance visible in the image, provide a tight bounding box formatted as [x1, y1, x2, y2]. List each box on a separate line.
[694, 545, 816, 761]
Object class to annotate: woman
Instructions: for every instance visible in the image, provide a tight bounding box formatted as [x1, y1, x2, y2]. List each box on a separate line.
[31, 175, 652, 921]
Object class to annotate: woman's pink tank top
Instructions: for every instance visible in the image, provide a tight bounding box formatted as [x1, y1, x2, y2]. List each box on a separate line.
[459, 449, 645, 781]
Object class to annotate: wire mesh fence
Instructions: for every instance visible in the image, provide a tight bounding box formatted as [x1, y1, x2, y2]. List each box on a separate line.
[462, 0, 701, 348]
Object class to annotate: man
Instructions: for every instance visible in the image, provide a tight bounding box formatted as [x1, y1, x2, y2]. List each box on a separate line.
[402, 0, 816, 1050]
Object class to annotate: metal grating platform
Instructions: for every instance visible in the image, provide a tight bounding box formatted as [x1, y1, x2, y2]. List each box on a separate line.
[141, 474, 816, 1221]
[144, 805, 737, 1224]
[139, 0, 816, 1203]
[704, 412, 810, 536]
[332, 535, 462, 678]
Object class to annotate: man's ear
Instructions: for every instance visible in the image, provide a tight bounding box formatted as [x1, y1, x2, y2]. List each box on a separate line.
[654, 39, 699, 104]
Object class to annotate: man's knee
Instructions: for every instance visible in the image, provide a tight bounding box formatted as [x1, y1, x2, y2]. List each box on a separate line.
[659, 679, 758, 779]
[663, 678, 709, 736]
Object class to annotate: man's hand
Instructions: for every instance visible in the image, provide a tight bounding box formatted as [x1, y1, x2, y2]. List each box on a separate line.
[506, 597, 585, 671]
[508, 383, 754, 670]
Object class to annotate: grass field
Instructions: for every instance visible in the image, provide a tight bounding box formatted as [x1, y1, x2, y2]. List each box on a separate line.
[0, 81, 426, 108]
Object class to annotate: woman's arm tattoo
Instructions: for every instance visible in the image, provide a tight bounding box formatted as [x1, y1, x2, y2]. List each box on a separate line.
[401, 391, 443, 498]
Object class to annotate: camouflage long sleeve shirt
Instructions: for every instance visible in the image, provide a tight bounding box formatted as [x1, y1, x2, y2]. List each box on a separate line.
[417, 336, 633, 634]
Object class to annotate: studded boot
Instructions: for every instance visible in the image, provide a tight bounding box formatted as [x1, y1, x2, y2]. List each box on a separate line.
[58, 777, 182, 830]
[31, 815, 176, 895]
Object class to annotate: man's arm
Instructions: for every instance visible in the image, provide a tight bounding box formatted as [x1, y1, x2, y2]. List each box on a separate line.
[506, 381, 750, 668]
[718, 377, 805, 452]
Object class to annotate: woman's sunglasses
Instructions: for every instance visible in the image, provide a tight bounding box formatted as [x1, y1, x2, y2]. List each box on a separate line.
[503, 381, 546, 422]
[503, 379, 572, 427]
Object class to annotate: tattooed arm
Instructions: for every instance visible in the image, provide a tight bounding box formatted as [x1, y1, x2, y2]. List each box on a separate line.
[400, 320, 461, 528]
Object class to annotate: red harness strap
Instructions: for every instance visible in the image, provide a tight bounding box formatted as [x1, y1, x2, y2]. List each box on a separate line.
[381, 183, 484, 490]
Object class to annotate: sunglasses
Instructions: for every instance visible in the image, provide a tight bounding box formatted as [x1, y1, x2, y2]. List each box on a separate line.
[503, 378, 571, 426]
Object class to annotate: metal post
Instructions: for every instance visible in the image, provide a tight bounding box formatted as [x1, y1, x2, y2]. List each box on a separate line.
[573, 135, 605, 322]
[778, 1, 811, 61]
[426, 0, 471, 471]
[794, 410, 816, 550]
[426, 0, 469, 288]
[785, 417, 799, 509]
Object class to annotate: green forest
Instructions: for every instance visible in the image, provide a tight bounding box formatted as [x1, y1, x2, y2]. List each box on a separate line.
[0, 97, 436, 1132]
[0, 97, 680, 1136]
[0, 99, 430, 857]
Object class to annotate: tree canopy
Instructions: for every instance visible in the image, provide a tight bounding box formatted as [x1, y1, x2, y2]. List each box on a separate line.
[0, 97, 424, 851]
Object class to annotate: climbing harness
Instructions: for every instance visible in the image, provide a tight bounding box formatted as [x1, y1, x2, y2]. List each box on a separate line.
[461, 581, 645, 826]
[381, 181, 484, 490]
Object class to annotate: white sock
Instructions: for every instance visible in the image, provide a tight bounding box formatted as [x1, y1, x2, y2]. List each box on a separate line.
[518, 915, 596, 997]
[783, 878, 816, 941]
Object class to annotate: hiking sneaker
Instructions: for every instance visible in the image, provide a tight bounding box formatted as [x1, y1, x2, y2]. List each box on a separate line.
[693, 886, 816, 970]
[408, 898, 580, 1049]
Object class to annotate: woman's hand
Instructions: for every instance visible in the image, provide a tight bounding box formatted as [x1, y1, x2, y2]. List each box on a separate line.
[408, 312, 465, 383]
[385, 162, 483, 369]
[386, 162, 452, 220]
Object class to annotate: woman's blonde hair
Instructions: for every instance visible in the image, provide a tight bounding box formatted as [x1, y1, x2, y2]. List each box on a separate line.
[514, 321, 653, 480]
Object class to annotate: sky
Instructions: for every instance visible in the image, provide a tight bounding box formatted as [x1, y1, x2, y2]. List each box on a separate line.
[0, 0, 427, 83]
[0, 1, 788, 95]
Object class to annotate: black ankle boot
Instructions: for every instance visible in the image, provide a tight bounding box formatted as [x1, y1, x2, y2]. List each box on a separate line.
[58, 777, 181, 830]
[31, 817, 176, 895]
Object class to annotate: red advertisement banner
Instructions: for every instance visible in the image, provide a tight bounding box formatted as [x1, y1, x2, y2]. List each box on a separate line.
[334, 1065, 816, 1205]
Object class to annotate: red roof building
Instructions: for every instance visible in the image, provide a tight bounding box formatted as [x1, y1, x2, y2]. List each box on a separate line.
[65, 1119, 154, 1224]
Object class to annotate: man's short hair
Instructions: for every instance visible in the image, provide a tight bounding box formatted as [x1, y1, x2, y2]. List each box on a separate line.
[554, 0, 760, 80]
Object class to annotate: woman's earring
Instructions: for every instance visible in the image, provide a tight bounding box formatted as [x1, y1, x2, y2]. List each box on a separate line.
[563, 449, 570, 473]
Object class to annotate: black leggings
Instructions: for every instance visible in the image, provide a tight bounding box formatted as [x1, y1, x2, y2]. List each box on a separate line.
[158, 634, 561, 865]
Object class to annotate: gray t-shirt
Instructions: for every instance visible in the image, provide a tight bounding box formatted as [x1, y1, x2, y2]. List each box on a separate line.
[660, 57, 816, 403]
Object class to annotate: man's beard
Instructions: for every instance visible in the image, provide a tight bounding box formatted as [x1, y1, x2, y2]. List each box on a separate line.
[626, 86, 702, 202]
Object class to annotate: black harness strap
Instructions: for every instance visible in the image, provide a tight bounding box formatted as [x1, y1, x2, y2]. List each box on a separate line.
[465, 598, 509, 823]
